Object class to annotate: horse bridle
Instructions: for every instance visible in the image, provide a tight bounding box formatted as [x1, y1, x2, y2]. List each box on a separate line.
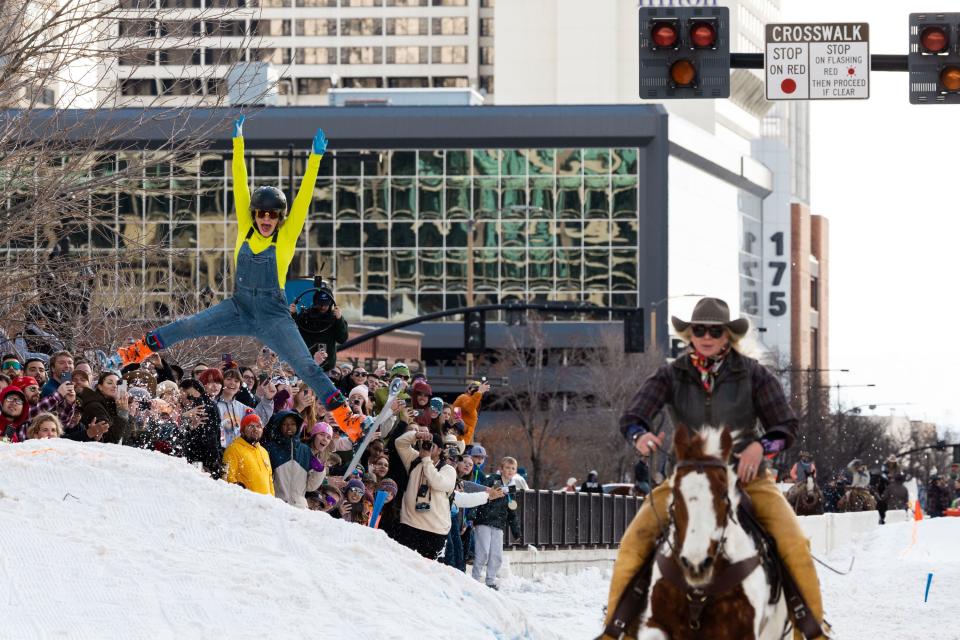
[655, 458, 762, 631]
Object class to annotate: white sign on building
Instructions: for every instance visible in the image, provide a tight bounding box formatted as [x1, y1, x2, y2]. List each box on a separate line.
[765, 23, 870, 101]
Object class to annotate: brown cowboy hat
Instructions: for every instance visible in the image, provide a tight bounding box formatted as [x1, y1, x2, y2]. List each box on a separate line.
[671, 297, 749, 338]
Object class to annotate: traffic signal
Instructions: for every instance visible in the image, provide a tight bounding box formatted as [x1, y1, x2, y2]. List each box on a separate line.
[639, 6, 730, 99]
[464, 310, 485, 354]
[624, 310, 645, 353]
[909, 13, 960, 103]
[953, 444, 960, 465]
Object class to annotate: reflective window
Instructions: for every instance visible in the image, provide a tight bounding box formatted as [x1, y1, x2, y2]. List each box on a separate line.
[296, 19, 336, 36]
[341, 18, 383, 36]
[431, 46, 467, 64]
[387, 18, 427, 35]
[431, 17, 468, 35]
[50, 146, 644, 323]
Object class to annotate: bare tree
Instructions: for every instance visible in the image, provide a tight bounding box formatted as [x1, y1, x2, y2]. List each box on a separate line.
[574, 328, 666, 484]
[489, 316, 572, 489]
[0, 0, 271, 350]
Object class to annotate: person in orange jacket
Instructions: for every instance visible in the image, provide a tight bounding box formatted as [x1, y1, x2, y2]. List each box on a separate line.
[453, 379, 490, 445]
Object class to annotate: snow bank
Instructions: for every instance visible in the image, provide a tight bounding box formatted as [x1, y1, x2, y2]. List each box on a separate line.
[0, 439, 548, 639]
[820, 517, 960, 639]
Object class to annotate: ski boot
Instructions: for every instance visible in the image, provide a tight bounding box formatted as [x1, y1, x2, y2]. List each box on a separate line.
[117, 334, 160, 367]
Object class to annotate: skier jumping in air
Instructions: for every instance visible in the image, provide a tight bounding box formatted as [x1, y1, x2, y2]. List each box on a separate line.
[119, 116, 348, 414]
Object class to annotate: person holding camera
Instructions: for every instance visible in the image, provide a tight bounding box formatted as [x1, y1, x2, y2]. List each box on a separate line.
[394, 426, 457, 560]
[471, 457, 523, 589]
[289, 284, 347, 373]
[453, 379, 491, 445]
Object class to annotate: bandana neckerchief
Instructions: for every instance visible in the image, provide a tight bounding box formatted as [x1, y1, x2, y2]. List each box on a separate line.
[689, 344, 731, 394]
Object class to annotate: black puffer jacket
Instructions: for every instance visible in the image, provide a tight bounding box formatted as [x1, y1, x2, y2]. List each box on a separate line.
[74, 387, 132, 444]
[181, 391, 223, 478]
[472, 473, 521, 538]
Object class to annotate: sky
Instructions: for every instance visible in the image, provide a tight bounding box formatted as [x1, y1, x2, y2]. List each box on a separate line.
[781, 0, 958, 429]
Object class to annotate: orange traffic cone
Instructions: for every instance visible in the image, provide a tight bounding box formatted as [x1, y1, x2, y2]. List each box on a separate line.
[914, 500, 924, 521]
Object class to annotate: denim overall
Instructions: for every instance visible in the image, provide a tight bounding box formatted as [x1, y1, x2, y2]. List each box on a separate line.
[153, 232, 340, 407]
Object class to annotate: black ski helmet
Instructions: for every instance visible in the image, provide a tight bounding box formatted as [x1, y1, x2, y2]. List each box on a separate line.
[250, 186, 287, 216]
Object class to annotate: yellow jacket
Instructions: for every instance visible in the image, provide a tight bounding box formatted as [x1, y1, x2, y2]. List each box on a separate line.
[223, 437, 275, 496]
[453, 391, 483, 445]
[231, 136, 323, 288]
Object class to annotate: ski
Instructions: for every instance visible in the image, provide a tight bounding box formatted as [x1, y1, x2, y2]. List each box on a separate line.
[369, 490, 388, 528]
[341, 377, 406, 479]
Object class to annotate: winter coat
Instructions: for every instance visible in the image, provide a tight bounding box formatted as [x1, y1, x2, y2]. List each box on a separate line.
[396, 429, 457, 535]
[373, 382, 410, 415]
[182, 393, 223, 477]
[0, 386, 29, 441]
[848, 468, 871, 489]
[580, 472, 602, 494]
[927, 480, 948, 516]
[882, 480, 909, 510]
[262, 410, 323, 508]
[294, 310, 348, 371]
[75, 387, 132, 445]
[223, 437, 274, 496]
[453, 390, 483, 444]
[472, 473, 521, 538]
[790, 460, 817, 483]
[620, 349, 799, 458]
[452, 480, 488, 533]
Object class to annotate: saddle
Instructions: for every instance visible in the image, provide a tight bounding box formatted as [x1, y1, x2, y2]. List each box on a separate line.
[600, 488, 823, 640]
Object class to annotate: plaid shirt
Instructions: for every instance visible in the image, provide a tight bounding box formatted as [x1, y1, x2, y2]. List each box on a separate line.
[29, 392, 77, 430]
[620, 352, 798, 454]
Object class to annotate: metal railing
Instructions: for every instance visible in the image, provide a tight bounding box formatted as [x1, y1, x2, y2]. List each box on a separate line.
[504, 490, 644, 549]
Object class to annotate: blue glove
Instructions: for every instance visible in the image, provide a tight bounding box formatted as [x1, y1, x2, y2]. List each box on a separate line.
[232, 115, 245, 138]
[312, 128, 328, 155]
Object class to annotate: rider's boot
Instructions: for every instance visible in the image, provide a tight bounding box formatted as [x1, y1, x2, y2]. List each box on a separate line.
[602, 482, 673, 638]
[744, 474, 827, 639]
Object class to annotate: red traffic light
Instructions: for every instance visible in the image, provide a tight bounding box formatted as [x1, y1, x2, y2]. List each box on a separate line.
[690, 21, 717, 49]
[940, 65, 960, 92]
[651, 22, 679, 48]
[670, 59, 697, 87]
[920, 25, 949, 54]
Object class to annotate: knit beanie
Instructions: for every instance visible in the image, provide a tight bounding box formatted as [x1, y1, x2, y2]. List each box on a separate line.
[376, 478, 398, 498]
[349, 384, 369, 400]
[240, 410, 262, 430]
[345, 478, 366, 495]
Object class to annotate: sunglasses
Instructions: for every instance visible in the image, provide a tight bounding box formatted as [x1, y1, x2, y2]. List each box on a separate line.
[691, 324, 726, 339]
[347, 487, 365, 495]
[2, 362, 22, 370]
[254, 209, 282, 220]
[352, 371, 367, 377]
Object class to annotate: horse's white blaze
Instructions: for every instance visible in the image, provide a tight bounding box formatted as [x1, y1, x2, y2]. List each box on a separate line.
[807, 476, 815, 492]
[677, 472, 721, 571]
[699, 425, 725, 457]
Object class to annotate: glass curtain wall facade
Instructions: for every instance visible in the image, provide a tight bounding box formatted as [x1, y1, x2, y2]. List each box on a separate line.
[59, 146, 641, 324]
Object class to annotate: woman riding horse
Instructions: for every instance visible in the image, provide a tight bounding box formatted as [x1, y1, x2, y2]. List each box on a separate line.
[601, 297, 827, 640]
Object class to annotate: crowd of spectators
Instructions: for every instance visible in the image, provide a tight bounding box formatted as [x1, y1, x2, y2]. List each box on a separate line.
[0, 344, 528, 588]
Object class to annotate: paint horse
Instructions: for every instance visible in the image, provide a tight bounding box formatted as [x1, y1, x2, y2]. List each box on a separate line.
[786, 474, 824, 516]
[638, 425, 788, 640]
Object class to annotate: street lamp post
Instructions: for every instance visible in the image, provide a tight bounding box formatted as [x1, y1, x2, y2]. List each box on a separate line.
[817, 383, 877, 414]
[649, 293, 705, 349]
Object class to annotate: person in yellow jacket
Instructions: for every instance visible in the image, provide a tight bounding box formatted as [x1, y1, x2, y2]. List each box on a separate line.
[223, 411, 274, 496]
[453, 379, 489, 445]
[117, 116, 350, 416]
